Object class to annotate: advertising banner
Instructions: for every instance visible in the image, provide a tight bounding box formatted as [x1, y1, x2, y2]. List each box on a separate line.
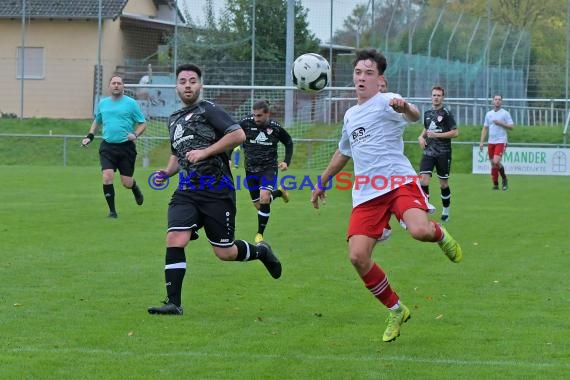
[472, 147, 570, 175]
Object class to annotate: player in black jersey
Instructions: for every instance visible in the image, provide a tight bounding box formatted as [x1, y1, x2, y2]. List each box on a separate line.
[418, 86, 458, 222]
[147, 64, 282, 316]
[239, 100, 294, 243]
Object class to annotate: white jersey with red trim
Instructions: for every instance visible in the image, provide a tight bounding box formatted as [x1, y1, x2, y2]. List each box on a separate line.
[339, 92, 419, 208]
[484, 108, 513, 144]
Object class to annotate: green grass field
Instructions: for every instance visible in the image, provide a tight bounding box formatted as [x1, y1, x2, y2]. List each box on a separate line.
[1, 163, 569, 379]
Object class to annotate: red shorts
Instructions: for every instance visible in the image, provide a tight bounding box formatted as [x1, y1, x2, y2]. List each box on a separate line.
[347, 183, 431, 242]
[487, 143, 506, 160]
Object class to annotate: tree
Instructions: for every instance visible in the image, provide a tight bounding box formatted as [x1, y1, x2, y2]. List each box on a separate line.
[333, 0, 567, 98]
[333, 0, 425, 51]
[333, 4, 370, 47]
[178, 0, 319, 63]
[222, 0, 320, 61]
[446, 0, 566, 98]
[176, 0, 246, 62]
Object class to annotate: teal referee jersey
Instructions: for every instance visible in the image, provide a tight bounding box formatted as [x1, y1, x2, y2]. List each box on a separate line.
[95, 95, 145, 143]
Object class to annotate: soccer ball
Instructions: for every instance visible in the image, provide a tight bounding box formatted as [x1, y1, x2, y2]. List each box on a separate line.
[292, 53, 331, 93]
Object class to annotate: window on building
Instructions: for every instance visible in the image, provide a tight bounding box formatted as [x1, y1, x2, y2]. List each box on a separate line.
[16, 47, 44, 79]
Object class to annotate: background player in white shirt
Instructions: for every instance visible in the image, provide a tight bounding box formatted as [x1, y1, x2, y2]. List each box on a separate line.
[310, 48, 463, 343]
[480, 94, 515, 190]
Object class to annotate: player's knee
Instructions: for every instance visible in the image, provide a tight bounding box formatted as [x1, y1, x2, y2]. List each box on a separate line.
[348, 249, 369, 270]
[121, 178, 133, 188]
[408, 223, 432, 241]
[259, 191, 271, 204]
[212, 246, 235, 261]
[166, 231, 191, 247]
[102, 173, 114, 184]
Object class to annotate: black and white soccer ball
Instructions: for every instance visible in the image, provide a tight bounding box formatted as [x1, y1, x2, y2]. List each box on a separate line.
[292, 53, 331, 93]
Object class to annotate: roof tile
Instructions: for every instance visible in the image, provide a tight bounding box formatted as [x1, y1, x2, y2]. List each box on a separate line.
[0, 0, 129, 19]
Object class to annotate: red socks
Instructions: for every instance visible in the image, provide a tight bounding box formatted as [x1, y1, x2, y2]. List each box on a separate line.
[362, 263, 399, 308]
[431, 221, 443, 242]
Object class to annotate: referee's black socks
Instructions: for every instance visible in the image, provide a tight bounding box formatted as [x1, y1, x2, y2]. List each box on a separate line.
[103, 184, 116, 213]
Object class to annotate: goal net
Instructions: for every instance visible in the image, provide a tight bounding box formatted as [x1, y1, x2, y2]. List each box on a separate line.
[125, 82, 355, 171]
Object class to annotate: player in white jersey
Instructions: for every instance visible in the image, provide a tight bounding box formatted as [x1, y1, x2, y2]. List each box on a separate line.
[310, 48, 463, 343]
[480, 94, 514, 190]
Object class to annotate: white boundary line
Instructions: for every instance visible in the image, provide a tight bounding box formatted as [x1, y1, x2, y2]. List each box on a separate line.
[5, 347, 569, 369]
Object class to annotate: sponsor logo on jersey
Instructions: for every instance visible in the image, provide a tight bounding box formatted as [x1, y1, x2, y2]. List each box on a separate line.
[172, 124, 194, 149]
[350, 127, 370, 145]
[173, 124, 184, 140]
[428, 121, 441, 132]
[255, 132, 269, 142]
[351, 127, 366, 140]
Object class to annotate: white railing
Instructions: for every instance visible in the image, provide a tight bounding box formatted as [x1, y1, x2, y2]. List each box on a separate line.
[2, 133, 568, 169]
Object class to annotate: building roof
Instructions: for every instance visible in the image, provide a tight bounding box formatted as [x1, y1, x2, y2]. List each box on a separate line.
[0, 0, 129, 20]
[121, 12, 188, 31]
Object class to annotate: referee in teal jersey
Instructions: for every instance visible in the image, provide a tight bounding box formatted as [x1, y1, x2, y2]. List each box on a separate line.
[82, 74, 146, 218]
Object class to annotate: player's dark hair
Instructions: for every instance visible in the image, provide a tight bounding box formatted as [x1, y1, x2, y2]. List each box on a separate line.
[432, 85, 445, 96]
[252, 99, 270, 112]
[176, 63, 202, 79]
[353, 48, 387, 75]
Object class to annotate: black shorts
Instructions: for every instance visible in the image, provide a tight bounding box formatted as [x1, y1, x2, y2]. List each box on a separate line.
[245, 169, 277, 202]
[167, 189, 236, 247]
[99, 140, 137, 177]
[419, 154, 452, 180]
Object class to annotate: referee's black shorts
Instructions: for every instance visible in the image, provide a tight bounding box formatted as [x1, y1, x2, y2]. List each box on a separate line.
[419, 154, 452, 180]
[99, 140, 137, 177]
[167, 189, 237, 248]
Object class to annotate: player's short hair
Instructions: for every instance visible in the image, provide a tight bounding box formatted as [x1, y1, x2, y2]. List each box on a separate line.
[432, 85, 445, 96]
[252, 99, 270, 112]
[353, 48, 387, 75]
[176, 63, 202, 79]
[109, 73, 124, 83]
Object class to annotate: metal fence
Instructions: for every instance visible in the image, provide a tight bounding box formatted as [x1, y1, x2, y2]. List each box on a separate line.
[2, 133, 566, 171]
[4, 0, 570, 120]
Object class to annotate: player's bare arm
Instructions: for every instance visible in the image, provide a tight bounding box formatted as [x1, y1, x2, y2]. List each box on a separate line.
[418, 128, 428, 149]
[155, 155, 180, 185]
[185, 128, 245, 163]
[81, 120, 101, 147]
[426, 129, 459, 139]
[311, 149, 350, 209]
[390, 99, 420, 122]
[161, 155, 180, 176]
[128, 122, 147, 141]
[479, 126, 488, 150]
